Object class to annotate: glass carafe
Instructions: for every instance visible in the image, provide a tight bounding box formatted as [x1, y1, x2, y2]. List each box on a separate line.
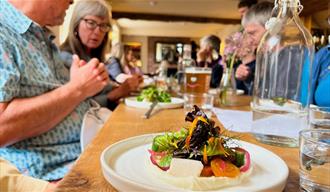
[251, 0, 314, 147]
[177, 44, 196, 95]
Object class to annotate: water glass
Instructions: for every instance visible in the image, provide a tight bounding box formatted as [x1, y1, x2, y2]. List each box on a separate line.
[309, 106, 330, 129]
[299, 129, 330, 192]
[184, 93, 214, 118]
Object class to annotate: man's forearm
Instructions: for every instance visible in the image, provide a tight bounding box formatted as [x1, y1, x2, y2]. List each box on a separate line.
[107, 86, 127, 101]
[0, 83, 86, 147]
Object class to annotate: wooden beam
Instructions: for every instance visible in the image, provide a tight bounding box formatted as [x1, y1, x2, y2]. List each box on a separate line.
[303, 15, 312, 31]
[112, 11, 241, 25]
[300, 0, 329, 16]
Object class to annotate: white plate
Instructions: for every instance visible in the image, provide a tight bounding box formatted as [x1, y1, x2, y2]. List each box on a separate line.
[100, 134, 288, 192]
[125, 97, 184, 109]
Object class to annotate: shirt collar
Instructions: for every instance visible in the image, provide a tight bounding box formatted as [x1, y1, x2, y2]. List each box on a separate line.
[43, 27, 56, 42]
[0, 0, 33, 34]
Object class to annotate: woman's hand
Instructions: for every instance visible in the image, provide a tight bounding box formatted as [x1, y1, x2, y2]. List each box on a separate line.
[197, 46, 213, 65]
[123, 74, 143, 92]
[107, 75, 143, 101]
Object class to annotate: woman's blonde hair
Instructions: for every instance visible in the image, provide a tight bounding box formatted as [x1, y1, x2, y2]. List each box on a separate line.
[109, 42, 127, 69]
[110, 42, 124, 59]
[60, 0, 112, 61]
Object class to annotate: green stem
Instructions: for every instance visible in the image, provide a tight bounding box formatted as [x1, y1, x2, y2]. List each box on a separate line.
[228, 52, 237, 83]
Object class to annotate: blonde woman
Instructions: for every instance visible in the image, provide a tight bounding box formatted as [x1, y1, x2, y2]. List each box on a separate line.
[106, 42, 135, 83]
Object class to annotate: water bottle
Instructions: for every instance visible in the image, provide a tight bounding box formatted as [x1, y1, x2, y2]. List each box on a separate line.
[251, 0, 314, 147]
[177, 44, 196, 95]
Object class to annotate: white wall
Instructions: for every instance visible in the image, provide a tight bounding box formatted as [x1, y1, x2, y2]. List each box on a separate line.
[59, 0, 81, 45]
[117, 19, 240, 55]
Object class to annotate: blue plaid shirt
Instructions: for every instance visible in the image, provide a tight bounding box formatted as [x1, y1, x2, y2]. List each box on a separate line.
[0, 1, 91, 180]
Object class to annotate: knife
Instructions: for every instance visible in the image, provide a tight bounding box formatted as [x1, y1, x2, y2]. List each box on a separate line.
[144, 101, 158, 119]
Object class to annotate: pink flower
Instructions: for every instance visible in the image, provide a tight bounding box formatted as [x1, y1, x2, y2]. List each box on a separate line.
[223, 31, 255, 68]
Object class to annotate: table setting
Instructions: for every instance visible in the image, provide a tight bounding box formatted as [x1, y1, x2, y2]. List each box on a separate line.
[54, 70, 325, 192]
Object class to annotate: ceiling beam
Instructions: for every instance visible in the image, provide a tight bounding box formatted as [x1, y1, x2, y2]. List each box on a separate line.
[300, 0, 329, 16]
[112, 11, 241, 25]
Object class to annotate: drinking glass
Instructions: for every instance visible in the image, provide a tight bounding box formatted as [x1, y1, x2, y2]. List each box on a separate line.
[184, 67, 212, 94]
[299, 129, 330, 192]
[184, 93, 214, 118]
[309, 106, 330, 129]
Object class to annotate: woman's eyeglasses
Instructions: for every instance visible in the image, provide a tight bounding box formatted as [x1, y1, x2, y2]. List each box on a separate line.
[82, 19, 111, 33]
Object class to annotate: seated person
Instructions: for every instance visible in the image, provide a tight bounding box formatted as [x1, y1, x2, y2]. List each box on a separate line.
[60, 0, 142, 108]
[307, 44, 330, 107]
[122, 47, 144, 76]
[235, 2, 273, 95]
[197, 34, 223, 88]
[0, 0, 108, 181]
[237, 0, 258, 18]
[106, 42, 132, 83]
[0, 158, 56, 192]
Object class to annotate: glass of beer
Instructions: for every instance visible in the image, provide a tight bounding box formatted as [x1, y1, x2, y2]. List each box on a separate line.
[184, 67, 212, 94]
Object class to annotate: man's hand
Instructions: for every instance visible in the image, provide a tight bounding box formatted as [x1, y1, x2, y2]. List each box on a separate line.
[69, 55, 109, 99]
[235, 63, 251, 81]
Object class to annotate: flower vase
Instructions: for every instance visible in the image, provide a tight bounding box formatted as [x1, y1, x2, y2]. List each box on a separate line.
[219, 68, 237, 106]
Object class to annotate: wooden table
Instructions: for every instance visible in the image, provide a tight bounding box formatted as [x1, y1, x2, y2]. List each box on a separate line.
[55, 96, 299, 192]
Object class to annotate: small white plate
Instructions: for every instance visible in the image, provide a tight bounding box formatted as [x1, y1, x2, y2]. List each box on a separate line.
[125, 97, 184, 109]
[100, 134, 288, 192]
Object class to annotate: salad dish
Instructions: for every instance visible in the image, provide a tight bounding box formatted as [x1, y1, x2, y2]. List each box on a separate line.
[137, 86, 172, 103]
[147, 105, 252, 190]
[100, 106, 289, 191]
[125, 87, 184, 109]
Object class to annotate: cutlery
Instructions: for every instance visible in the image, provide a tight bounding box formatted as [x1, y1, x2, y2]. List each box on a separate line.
[144, 101, 158, 119]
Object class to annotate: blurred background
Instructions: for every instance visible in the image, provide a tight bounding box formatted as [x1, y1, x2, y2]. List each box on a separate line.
[52, 0, 329, 74]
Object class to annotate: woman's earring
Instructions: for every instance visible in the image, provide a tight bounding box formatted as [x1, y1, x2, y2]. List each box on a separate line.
[74, 31, 78, 36]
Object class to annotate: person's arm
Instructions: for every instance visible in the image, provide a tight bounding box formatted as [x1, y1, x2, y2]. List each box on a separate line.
[107, 75, 143, 101]
[0, 158, 52, 192]
[105, 58, 132, 83]
[0, 55, 109, 147]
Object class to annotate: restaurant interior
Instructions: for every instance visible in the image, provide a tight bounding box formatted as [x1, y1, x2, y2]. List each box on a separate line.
[54, 0, 329, 74]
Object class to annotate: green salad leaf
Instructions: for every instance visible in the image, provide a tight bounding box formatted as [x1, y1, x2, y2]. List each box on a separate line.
[152, 128, 188, 152]
[204, 138, 231, 156]
[158, 154, 173, 168]
[137, 86, 171, 103]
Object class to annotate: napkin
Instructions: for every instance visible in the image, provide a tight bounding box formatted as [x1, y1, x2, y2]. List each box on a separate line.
[213, 108, 252, 133]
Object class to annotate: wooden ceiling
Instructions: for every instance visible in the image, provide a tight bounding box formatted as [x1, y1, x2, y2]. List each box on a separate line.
[108, 0, 329, 24]
[108, 0, 241, 24]
[300, 0, 329, 16]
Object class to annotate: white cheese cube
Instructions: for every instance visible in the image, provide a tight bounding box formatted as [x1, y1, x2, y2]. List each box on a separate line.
[167, 158, 203, 177]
